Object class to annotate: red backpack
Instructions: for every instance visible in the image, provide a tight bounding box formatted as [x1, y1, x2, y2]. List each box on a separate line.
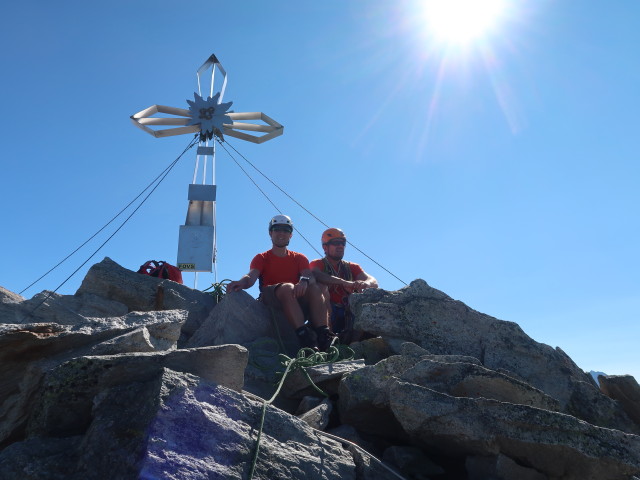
[137, 260, 184, 284]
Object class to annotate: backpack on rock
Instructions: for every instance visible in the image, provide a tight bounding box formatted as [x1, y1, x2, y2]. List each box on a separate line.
[137, 260, 184, 284]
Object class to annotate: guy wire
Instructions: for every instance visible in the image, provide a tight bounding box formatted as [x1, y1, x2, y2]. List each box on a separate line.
[25, 135, 199, 317]
[215, 138, 322, 257]
[219, 138, 407, 286]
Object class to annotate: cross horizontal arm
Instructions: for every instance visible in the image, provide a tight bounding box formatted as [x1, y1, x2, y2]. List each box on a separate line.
[131, 105, 284, 143]
[132, 104, 190, 119]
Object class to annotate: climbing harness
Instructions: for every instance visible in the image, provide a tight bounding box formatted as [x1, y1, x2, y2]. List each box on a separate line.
[322, 258, 353, 281]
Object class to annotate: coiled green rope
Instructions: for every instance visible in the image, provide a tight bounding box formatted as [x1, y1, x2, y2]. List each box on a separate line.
[202, 279, 232, 303]
[247, 343, 354, 479]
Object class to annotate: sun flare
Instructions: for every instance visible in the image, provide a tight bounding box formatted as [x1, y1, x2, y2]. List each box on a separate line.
[421, 0, 507, 46]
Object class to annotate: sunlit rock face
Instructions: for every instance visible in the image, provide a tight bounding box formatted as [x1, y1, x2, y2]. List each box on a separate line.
[0, 264, 638, 479]
[350, 279, 639, 433]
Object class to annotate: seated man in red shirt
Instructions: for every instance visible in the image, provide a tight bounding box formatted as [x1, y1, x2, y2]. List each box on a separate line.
[310, 228, 378, 339]
[226, 215, 332, 351]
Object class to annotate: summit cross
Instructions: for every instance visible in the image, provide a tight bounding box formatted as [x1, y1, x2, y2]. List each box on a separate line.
[130, 54, 284, 281]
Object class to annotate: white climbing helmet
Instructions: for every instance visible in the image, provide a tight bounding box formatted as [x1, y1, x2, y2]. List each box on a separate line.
[269, 214, 293, 232]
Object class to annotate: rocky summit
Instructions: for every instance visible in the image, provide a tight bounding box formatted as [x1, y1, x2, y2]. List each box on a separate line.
[1, 257, 639, 480]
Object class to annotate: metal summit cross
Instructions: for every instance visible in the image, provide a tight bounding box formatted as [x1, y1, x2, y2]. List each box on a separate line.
[131, 53, 283, 280]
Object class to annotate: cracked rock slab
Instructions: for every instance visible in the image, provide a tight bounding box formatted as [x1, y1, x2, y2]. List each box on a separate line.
[389, 380, 640, 480]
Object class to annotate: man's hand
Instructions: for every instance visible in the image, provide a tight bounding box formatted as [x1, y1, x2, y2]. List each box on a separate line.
[226, 279, 246, 292]
[342, 280, 368, 293]
[293, 281, 308, 298]
[352, 280, 369, 293]
[342, 280, 357, 293]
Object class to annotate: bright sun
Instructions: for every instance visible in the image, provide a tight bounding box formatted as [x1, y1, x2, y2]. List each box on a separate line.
[421, 0, 507, 46]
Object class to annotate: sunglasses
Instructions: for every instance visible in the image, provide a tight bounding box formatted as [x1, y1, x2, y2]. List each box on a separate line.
[326, 239, 346, 246]
[271, 225, 292, 233]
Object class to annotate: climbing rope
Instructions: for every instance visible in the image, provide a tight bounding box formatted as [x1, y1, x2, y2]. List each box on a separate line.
[216, 138, 407, 286]
[246, 342, 409, 480]
[201, 279, 232, 304]
[241, 386, 409, 480]
[247, 344, 354, 480]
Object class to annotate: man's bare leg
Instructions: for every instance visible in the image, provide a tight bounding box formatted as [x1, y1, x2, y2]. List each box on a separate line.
[275, 283, 318, 349]
[305, 283, 330, 329]
[275, 283, 305, 329]
[302, 283, 335, 351]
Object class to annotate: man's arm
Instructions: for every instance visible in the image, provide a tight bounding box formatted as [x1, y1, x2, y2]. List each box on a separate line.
[293, 267, 315, 298]
[311, 266, 359, 292]
[300, 267, 316, 284]
[227, 269, 260, 292]
[354, 271, 378, 290]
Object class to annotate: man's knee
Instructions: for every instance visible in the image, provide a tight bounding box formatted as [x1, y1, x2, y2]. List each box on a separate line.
[275, 283, 296, 302]
[304, 282, 324, 300]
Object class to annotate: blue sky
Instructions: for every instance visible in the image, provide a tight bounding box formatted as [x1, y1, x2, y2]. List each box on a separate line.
[2, 1, 638, 380]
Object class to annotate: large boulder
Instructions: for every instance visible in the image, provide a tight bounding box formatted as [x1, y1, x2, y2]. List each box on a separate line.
[186, 290, 299, 353]
[389, 380, 640, 480]
[0, 367, 357, 480]
[12, 290, 129, 324]
[339, 348, 640, 479]
[0, 286, 25, 322]
[339, 352, 559, 438]
[75, 257, 216, 342]
[399, 357, 560, 411]
[338, 354, 420, 439]
[0, 310, 188, 448]
[599, 375, 640, 428]
[350, 279, 637, 432]
[26, 348, 247, 440]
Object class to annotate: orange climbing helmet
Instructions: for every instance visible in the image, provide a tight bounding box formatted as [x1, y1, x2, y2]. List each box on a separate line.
[322, 227, 346, 245]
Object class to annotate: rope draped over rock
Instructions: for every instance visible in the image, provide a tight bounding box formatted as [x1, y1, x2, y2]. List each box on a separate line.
[248, 344, 354, 480]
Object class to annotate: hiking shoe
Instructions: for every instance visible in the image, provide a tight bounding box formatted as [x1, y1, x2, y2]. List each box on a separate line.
[296, 326, 318, 350]
[316, 327, 337, 352]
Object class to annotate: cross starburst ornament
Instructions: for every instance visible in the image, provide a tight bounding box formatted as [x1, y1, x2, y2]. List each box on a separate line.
[186, 92, 233, 141]
[130, 55, 282, 144]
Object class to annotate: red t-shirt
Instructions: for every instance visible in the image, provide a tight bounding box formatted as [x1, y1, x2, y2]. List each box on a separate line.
[250, 250, 310, 290]
[309, 258, 363, 306]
